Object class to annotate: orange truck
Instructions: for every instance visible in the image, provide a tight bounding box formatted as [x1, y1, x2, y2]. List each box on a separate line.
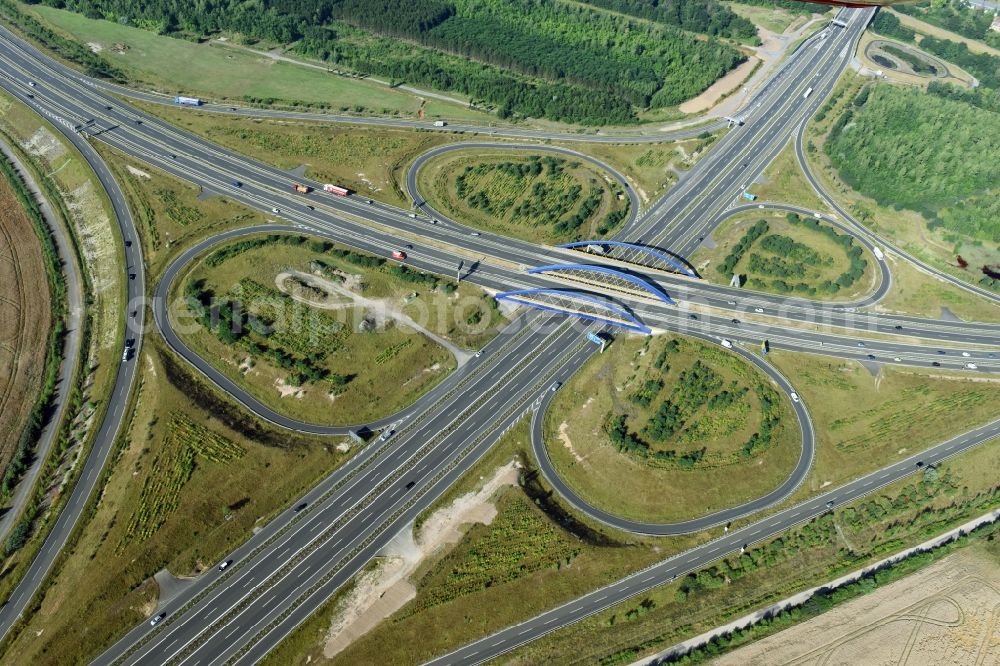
[292, 184, 312, 193]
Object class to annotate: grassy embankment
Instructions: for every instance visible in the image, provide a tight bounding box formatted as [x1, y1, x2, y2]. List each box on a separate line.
[262, 360, 1000, 665]
[0, 89, 124, 609]
[133, 101, 723, 212]
[416, 149, 631, 244]
[726, 2, 807, 34]
[506, 436, 1000, 666]
[130, 102, 469, 208]
[171, 234, 504, 425]
[94, 143, 268, 277]
[771, 351, 1000, 503]
[691, 211, 878, 301]
[751, 141, 826, 211]
[22, 3, 491, 123]
[0, 334, 356, 666]
[544, 333, 800, 523]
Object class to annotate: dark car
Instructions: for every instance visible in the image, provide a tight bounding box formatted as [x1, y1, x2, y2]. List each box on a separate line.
[129, 273, 136, 280]
[867, 354, 876, 360]
[405, 481, 416, 490]
[932, 361, 941, 367]
[688, 314, 698, 320]
[893, 325, 903, 330]
[293, 502, 307, 513]
[731, 319, 740, 325]
[916, 461, 924, 468]
[937, 350, 946, 355]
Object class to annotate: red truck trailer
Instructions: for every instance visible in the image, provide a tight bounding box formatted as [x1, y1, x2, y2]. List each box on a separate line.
[323, 184, 350, 196]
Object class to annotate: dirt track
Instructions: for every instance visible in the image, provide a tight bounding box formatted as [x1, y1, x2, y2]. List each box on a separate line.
[713, 544, 1000, 666]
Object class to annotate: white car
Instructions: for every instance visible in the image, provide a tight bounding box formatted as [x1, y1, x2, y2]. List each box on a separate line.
[150, 613, 166, 627]
[966, 363, 978, 370]
[408, 213, 417, 219]
[754, 307, 764, 313]
[271, 207, 280, 213]
[218, 560, 231, 571]
[720, 339, 733, 349]
[961, 352, 970, 357]
[790, 392, 800, 403]
[893, 357, 901, 362]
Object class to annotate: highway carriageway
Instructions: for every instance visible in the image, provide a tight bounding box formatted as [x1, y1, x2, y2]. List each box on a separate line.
[427, 416, 1000, 666]
[96, 319, 595, 666]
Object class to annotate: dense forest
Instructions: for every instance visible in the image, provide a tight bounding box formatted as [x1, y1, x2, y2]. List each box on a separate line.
[826, 85, 1000, 244]
[25, 0, 753, 124]
[893, 0, 1000, 50]
[574, 0, 759, 43]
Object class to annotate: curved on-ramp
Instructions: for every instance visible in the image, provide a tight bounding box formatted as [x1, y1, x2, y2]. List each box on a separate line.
[530, 332, 815, 536]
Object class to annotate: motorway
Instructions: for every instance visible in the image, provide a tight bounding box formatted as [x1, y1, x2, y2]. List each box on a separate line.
[0, 57, 147, 643]
[0, 5, 998, 666]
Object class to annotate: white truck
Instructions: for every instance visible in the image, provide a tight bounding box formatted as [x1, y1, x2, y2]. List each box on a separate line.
[872, 246, 885, 261]
[433, 120, 447, 127]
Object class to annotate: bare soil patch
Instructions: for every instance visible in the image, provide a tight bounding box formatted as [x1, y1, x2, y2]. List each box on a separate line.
[321, 462, 520, 658]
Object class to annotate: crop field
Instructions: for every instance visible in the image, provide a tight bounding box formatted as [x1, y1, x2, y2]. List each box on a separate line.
[268, 400, 1000, 666]
[96, 144, 267, 277]
[2, 336, 352, 666]
[172, 233, 505, 424]
[501, 439, 1000, 666]
[0, 165, 53, 474]
[418, 150, 630, 244]
[769, 351, 1000, 499]
[134, 102, 467, 208]
[25, 5, 489, 123]
[691, 211, 877, 301]
[716, 538, 1000, 666]
[543, 333, 800, 523]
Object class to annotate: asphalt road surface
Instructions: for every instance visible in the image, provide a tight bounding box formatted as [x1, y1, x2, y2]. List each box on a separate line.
[0, 6, 997, 666]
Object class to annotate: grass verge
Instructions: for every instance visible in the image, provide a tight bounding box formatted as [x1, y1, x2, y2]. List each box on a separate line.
[416, 149, 630, 244]
[0, 336, 357, 666]
[170, 232, 505, 425]
[691, 210, 877, 301]
[544, 333, 799, 523]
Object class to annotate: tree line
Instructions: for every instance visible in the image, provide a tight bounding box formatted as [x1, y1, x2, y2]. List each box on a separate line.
[26, 0, 744, 124]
